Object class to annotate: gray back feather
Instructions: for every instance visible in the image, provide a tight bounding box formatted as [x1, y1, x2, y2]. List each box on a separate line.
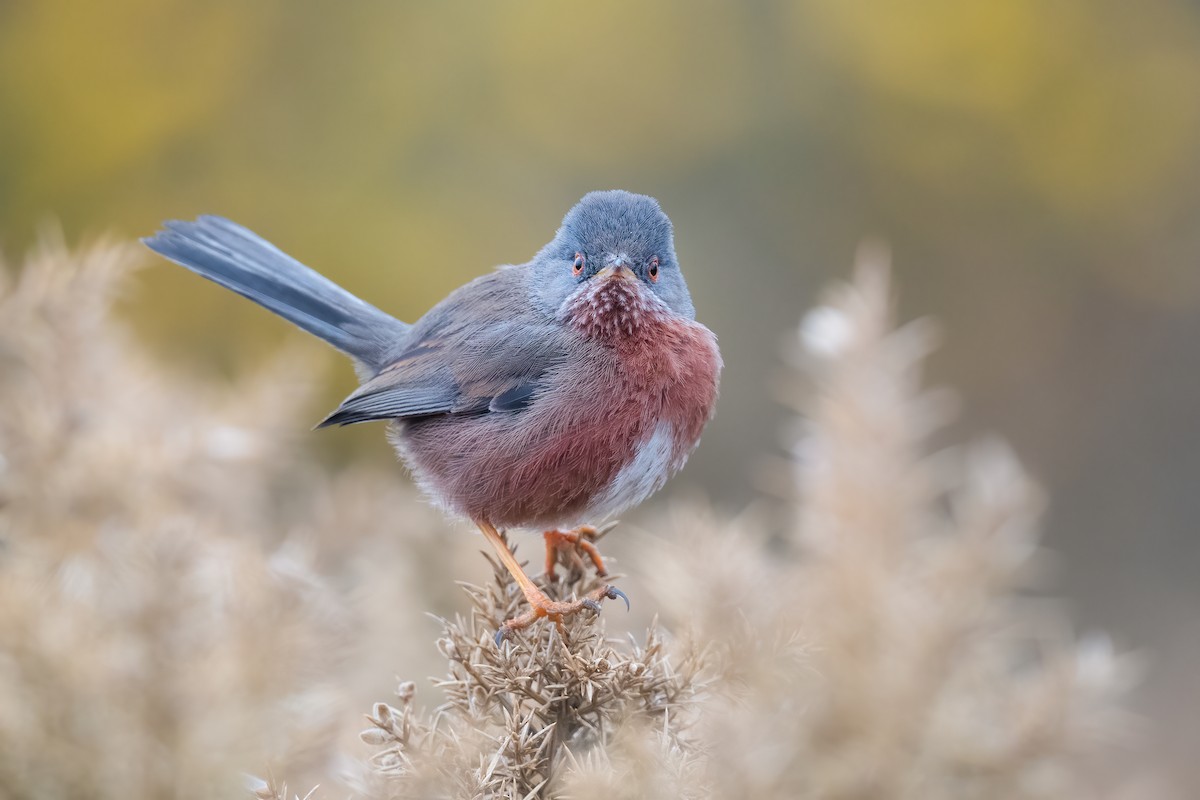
[316, 267, 570, 427]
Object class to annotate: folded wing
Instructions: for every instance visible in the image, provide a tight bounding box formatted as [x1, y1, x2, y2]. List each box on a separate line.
[318, 274, 568, 427]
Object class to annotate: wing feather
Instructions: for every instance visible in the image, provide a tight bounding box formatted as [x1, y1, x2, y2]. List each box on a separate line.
[316, 269, 567, 427]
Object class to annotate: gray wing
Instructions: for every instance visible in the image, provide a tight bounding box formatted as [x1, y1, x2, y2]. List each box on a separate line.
[316, 269, 567, 427]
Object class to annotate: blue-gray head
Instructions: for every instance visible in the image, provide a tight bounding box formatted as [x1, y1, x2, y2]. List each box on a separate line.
[532, 190, 696, 321]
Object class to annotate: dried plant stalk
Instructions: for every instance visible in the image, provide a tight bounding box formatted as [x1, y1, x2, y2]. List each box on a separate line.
[352, 540, 704, 799]
[0, 240, 1145, 800]
[657, 247, 1141, 799]
[0, 238, 350, 799]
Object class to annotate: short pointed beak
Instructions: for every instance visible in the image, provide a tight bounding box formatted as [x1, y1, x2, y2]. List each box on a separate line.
[596, 263, 635, 281]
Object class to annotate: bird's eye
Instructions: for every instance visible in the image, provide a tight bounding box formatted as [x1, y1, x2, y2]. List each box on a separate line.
[648, 256, 660, 282]
[572, 253, 585, 277]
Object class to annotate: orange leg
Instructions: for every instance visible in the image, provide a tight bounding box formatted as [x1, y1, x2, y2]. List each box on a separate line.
[543, 525, 608, 581]
[477, 521, 628, 644]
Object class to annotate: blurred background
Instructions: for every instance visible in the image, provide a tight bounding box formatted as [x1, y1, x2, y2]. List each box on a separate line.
[1, 0, 1198, 791]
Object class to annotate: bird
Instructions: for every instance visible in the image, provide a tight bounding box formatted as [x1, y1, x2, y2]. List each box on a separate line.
[143, 190, 722, 642]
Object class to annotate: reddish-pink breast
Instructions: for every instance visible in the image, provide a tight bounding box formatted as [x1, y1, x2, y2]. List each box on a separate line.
[396, 274, 720, 530]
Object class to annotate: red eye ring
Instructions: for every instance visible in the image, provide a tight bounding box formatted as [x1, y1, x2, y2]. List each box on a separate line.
[648, 256, 660, 282]
[572, 252, 585, 277]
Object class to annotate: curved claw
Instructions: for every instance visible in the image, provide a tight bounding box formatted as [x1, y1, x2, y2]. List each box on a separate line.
[604, 585, 631, 611]
[492, 583, 630, 646]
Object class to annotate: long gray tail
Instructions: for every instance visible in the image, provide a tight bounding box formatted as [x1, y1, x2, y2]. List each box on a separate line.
[143, 216, 409, 373]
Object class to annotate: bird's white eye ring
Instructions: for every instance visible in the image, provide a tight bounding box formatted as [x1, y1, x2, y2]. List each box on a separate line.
[572, 253, 585, 277]
[648, 256, 660, 282]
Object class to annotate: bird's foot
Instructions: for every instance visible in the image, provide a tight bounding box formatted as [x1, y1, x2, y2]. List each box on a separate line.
[543, 522, 616, 582]
[494, 582, 629, 645]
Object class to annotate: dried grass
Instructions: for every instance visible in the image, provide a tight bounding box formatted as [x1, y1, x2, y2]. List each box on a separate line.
[0, 238, 1144, 799]
[346, 550, 703, 798]
[0, 236, 357, 798]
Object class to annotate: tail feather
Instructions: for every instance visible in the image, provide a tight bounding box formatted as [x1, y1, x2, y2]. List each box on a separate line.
[143, 216, 409, 373]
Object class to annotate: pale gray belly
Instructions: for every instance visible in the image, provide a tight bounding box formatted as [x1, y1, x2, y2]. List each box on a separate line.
[582, 420, 679, 523]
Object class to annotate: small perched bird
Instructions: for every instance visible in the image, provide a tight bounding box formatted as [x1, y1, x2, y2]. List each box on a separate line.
[144, 191, 722, 641]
